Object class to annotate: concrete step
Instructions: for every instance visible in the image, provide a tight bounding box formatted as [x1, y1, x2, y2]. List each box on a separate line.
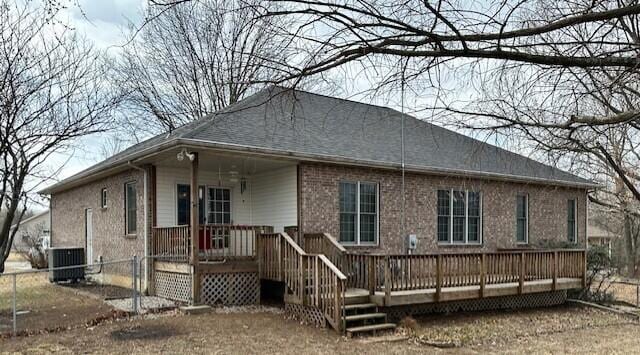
[344, 312, 386, 322]
[343, 302, 377, 311]
[346, 323, 396, 337]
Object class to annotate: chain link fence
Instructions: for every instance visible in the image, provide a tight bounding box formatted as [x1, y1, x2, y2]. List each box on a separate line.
[0, 257, 140, 336]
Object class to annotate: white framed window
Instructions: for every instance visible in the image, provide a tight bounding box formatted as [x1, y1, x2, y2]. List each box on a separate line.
[436, 189, 482, 245]
[100, 188, 107, 208]
[207, 187, 231, 224]
[339, 181, 378, 245]
[516, 194, 528, 244]
[125, 181, 137, 235]
[567, 199, 577, 243]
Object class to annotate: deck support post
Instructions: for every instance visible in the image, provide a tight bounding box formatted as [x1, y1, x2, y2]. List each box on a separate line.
[518, 252, 524, 295]
[479, 253, 486, 298]
[190, 152, 200, 305]
[368, 256, 375, 295]
[299, 254, 306, 305]
[384, 255, 391, 306]
[552, 251, 558, 291]
[582, 249, 588, 288]
[435, 254, 442, 302]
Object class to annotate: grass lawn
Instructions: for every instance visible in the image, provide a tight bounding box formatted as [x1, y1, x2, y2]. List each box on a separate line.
[0, 273, 115, 335]
[1, 304, 638, 354]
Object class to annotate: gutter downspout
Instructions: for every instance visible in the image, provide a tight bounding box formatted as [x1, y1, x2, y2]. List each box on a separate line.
[128, 161, 149, 293]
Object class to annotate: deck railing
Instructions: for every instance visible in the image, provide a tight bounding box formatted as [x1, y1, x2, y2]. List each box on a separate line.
[258, 232, 346, 332]
[152, 224, 274, 261]
[340, 250, 586, 300]
[302, 233, 586, 298]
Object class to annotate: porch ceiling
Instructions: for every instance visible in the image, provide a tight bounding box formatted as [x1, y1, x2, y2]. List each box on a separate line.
[145, 148, 296, 174]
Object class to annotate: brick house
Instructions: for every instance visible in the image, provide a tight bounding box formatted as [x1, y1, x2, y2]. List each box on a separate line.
[40, 86, 594, 335]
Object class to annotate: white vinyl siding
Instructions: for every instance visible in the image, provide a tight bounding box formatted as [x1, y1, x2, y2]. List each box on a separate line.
[155, 164, 297, 232]
[155, 166, 252, 227]
[251, 166, 298, 232]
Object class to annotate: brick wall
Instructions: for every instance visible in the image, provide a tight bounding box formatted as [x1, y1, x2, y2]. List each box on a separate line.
[50, 167, 152, 287]
[299, 163, 587, 254]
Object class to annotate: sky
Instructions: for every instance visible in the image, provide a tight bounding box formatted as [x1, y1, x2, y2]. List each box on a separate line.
[33, 0, 533, 209]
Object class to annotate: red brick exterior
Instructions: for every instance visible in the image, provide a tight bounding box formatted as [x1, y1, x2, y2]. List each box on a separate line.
[298, 163, 587, 253]
[50, 167, 152, 284]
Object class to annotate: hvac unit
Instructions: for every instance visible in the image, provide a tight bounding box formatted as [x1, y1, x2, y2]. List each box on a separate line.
[48, 247, 85, 283]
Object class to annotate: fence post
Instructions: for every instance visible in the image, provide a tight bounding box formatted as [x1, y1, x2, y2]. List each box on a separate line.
[12, 273, 17, 336]
[132, 255, 138, 314]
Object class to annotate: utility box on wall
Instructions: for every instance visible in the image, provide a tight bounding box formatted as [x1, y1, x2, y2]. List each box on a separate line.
[406, 234, 417, 250]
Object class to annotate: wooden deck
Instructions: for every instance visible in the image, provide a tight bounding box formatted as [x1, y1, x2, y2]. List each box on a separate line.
[151, 228, 587, 334]
[367, 277, 582, 306]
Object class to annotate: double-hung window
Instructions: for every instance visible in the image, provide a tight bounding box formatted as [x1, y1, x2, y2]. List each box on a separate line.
[125, 182, 137, 235]
[207, 187, 231, 224]
[436, 189, 482, 244]
[339, 181, 378, 245]
[516, 194, 528, 243]
[567, 199, 577, 243]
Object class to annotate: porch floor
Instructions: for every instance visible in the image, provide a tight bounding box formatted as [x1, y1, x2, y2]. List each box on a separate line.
[363, 277, 582, 306]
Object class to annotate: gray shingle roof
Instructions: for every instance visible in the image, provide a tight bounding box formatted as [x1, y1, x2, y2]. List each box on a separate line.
[42, 86, 594, 193]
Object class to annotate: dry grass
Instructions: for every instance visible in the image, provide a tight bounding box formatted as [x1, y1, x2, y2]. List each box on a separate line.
[1, 304, 639, 354]
[0, 273, 116, 335]
[413, 304, 635, 348]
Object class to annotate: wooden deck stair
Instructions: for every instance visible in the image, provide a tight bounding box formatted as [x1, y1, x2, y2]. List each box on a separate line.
[343, 289, 395, 337]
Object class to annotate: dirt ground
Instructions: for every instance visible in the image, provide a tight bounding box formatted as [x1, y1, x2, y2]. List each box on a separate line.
[1, 304, 639, 354]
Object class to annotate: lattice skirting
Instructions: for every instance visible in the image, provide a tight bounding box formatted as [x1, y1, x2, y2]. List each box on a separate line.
[285, 303, 326, 328]
[154, 271, 192, 303]
[200, 272, 259, 306]
[385, 291, 567, 322]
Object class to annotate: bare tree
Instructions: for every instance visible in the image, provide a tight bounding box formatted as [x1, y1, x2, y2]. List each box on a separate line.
[0, 1, 117, 273]
[115, 0, 292, 134]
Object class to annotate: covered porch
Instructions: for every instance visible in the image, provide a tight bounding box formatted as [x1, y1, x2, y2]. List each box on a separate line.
[141, 146, 299, 305]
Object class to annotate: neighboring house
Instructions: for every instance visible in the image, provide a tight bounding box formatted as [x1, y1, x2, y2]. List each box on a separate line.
[40, 86, 593, 335]
[10, 210, 51, 254]
[588, 222, 619, 258]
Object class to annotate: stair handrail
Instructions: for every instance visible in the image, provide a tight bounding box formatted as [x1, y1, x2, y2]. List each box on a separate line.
[258, 232, 347, 333]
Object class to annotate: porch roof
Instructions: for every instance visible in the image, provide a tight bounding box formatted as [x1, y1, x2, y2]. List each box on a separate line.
[41, 86, 596, 194]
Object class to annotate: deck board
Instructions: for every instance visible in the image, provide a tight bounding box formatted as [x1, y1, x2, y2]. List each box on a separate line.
[369, 277, 581, 306]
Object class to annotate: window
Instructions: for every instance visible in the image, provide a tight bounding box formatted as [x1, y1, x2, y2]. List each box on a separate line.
[436, 189, 482, 244]
[207, 187, 231, 224]
[339, 181, 378, 244]
[516, 194, 528, 243]
[567, 199, 577, 243]
[176, 184, 205, 225]
[125, 182, 137, 235]
[100, 188, 107, 208]
[437, 190, 450, 242]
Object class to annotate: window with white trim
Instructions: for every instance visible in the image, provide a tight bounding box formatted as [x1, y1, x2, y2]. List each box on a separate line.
[567, 199, 577, 243]
[125, 182, 137, 235]
[100, 188, 107, 208]
[339, 181, 378, 244]
[207, 187, 231, 224]
[436, 189, 482, 244]
[516, 194, 528, 243]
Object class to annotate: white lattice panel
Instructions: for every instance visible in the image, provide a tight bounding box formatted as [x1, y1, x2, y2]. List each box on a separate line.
[155, 271, 192, 303]
[386, 290, 567, 321]
[200, 272, 259, 305]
